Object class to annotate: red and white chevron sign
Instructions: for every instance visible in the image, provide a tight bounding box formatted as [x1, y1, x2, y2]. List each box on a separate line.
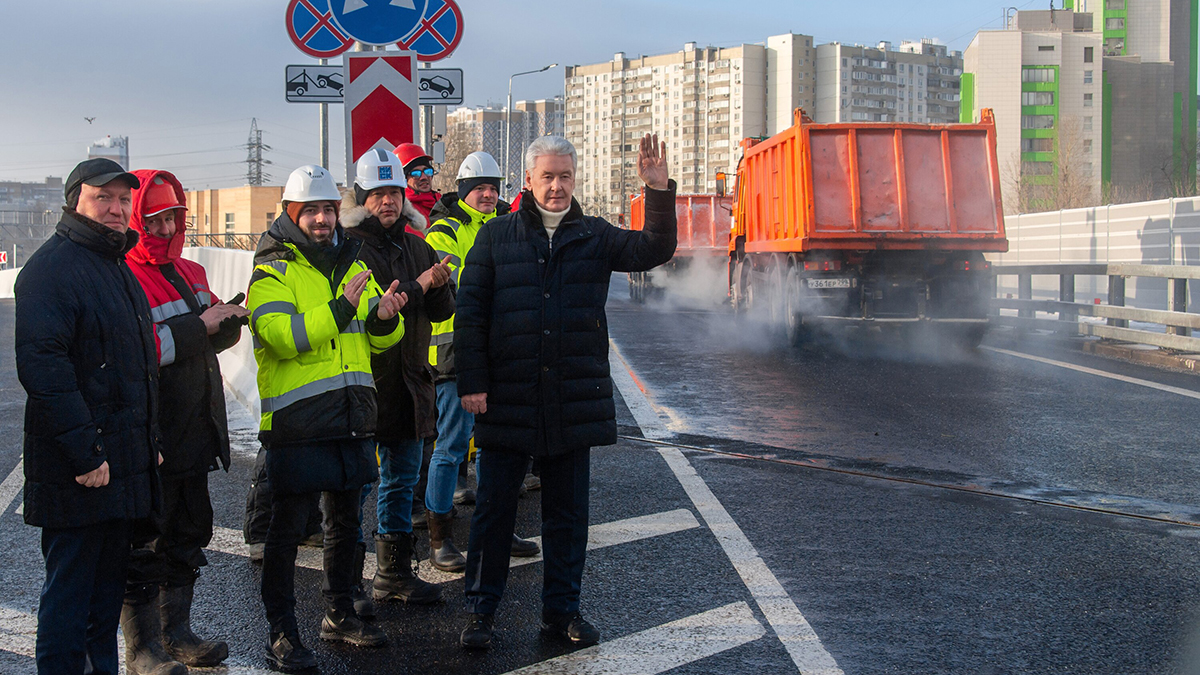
[343, 52, 420, 182]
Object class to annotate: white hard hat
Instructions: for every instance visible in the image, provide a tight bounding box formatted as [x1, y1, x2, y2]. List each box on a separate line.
[355, 148, 406, 191]
[456, 151, 502, 182]
[282, 165, 341, 203]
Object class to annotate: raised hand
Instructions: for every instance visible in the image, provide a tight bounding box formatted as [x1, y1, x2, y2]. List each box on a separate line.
[200, 303, 250, 335]
[342, 270, 372, 308]
[375, 280, 408, 321]
[637, 133, 669, 190]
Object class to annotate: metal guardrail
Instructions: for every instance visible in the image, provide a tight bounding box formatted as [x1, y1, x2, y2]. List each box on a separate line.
[991, 264, 1200, 352]
[185, 233, 262, 251]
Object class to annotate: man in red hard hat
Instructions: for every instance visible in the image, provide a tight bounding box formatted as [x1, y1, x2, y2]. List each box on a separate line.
[394, 143, 440, 228]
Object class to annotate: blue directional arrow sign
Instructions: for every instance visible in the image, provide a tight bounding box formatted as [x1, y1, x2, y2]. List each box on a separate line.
[329, 0, 429, 47]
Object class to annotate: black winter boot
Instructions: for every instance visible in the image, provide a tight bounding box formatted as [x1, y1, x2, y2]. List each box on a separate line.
[351, 542, 377, 619]
[160, 584, 229, 667]
[460, 613, 494, 650]
[319, 608, 387, 647]
[372, 532, 441, 604]
[120, 600, 188, 675]
[427, 510, 466, 572]
[266, 631, 316, 672]
[511, 534, 540, 558]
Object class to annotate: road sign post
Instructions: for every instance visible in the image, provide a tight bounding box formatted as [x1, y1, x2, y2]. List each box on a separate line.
[343, 52, 420, 184]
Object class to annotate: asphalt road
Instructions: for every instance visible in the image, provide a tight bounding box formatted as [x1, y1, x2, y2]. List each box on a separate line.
[3, 274, 1200, 674]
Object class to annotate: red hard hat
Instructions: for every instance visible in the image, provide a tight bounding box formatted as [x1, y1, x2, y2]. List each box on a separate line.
[141, 176, 185, 217]
[394, 143, 433, 171]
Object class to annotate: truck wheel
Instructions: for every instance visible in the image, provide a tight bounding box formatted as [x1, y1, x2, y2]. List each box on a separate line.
[731, 260, 752, 315]
[784, 266, 810, 346]
[766, 263, 785, 331]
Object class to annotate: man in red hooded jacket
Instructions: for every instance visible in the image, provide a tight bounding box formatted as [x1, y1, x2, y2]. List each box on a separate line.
[122, 170, 249, 673]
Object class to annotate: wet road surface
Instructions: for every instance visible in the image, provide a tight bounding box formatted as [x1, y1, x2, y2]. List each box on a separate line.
[3, 276, 1200, 674]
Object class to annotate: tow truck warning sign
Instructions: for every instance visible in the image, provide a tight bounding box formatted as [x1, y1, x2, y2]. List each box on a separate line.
[285, 65, 345, 103]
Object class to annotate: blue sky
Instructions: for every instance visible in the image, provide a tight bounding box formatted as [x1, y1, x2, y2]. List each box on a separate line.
[0, 0, 1179, 187]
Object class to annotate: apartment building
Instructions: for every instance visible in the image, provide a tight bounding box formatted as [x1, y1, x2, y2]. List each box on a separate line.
[185, 185, 284, 249]
[564, 36, 815, 218]
[815, 39, 964, 124]
[444, 98, 565, 193]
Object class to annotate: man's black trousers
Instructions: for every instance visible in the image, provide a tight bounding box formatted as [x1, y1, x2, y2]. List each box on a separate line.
[126, 471, 215, 600]
[36, 519, 131, 675]
[464, 447, 590, 617]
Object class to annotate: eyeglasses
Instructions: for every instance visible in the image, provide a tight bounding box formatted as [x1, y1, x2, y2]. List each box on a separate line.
[408, 168, 436, 178]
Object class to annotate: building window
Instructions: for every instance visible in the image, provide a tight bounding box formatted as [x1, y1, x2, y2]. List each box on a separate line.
[1083, 116, 1093, 131]
[1105, 18, 1125, 30]
[1084, 47, 1094, 63]
[1083, 93, 1093, 107]
[1022, 161, 1054, 175]
[1084, 70, 1093, 84]
[1105, 0, 1124, 8]
[1022, 91, 1054, 106]
[224, 213, 235, 247]
[1022, 137, 1054, 152]
[1037, 45, 1055, 52]
[1022, 115, 1055, 129]
[1021, 68, 1056, 83]
[1084, 139, 1093, 153]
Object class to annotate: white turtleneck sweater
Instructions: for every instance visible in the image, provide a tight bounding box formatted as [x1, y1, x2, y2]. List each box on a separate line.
[537, 203, 569, 243]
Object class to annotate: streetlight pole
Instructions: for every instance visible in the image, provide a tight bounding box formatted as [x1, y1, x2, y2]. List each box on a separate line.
[505, 63, 558, 197]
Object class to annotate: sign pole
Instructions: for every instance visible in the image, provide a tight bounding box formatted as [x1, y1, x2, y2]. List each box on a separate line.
[422, 62, 434, 154]
[319, 58, 330, 170]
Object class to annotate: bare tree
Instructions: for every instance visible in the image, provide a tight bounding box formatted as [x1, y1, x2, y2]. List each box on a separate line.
[433, 117, 480, 195]
[1006, 116, 1096, 213]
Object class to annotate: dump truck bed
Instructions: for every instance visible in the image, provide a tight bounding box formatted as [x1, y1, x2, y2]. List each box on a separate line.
[631, 192, 732, 257]
[735, 110, 1007, 253]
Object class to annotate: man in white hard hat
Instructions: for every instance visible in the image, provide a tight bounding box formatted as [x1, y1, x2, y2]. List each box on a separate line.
[248, 164, 407, 669]
[424, 151, 540, 573]
[342, 149, 454, 607]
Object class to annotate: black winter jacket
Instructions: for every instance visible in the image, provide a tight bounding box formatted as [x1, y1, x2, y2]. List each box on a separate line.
[15, 210, 162, 528]
[455, 184, 677, 456]
[344, 206, 455, 441]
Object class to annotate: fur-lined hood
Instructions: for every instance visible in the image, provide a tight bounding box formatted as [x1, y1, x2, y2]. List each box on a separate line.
[339, 188, 428, 234]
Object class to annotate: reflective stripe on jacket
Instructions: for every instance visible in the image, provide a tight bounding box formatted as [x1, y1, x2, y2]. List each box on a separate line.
[248, 222, 403, 446]
[424, 193, 508, 377]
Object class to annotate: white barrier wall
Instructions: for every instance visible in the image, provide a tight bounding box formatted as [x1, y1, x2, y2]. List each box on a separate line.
[988, 196, 1200, 310]
[0, 267, 19, 299]
[179, 248, 261, 415]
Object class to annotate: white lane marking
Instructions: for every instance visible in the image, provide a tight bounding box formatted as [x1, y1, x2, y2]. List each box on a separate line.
[610, 348, 844, 675]
[984, 346, 1200, 401]
[206, 508, 701, 583]
[608, 341, 674, 440]
[500, 601, 765, 675]
[0, 461, 22, 516]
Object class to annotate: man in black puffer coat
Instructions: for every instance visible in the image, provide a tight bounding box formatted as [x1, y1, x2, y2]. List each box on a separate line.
[15, 158, 162, 675]
[454, 134, 676, 650]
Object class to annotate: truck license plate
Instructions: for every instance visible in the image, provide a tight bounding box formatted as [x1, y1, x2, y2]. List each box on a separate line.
[807, 278, 851, 289]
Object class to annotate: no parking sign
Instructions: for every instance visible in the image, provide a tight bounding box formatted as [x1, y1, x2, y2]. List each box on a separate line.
[397, 0, 463, 62]
[286, 0, 354, 58]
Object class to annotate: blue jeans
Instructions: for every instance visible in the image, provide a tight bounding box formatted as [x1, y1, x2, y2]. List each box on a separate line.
[36, 519, 130, 675]
[464, 447, 591, 617]
[426, 381, 473, 515]
[375, 439, 423, 535]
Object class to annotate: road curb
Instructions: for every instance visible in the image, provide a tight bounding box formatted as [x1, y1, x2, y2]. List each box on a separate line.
[987, 328, 1200, 376]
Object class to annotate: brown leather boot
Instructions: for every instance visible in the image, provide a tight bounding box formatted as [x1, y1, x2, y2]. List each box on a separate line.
[427, 510, 466, 572]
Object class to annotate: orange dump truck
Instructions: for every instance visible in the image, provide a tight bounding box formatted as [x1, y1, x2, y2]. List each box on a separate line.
[627, 192, 732, 303]
[728, 109, 1008, 345]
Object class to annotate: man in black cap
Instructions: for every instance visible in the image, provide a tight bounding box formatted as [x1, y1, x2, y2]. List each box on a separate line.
[15, 158, 167, 675]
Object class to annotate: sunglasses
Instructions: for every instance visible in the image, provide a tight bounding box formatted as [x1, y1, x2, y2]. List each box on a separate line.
[408, 168, 436, 178]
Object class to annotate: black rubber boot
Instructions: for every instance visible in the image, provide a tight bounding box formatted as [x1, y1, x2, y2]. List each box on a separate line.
[427, 511, 466, 572]
[411, 499, 428, 530]
[319, 608, 387, 647]
[160, 584, 229, 667]
[351, 542, 377, 619]
[266, 631, 316, 672]
[372, 532, 441, 604]
[453, 473, 476, 505]
[511, 534, 540, 558]
[120, 600, 188, 675]
[460, 613, 494, 650]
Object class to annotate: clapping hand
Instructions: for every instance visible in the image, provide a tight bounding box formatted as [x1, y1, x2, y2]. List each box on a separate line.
[637, 133, 669, 190]
[375, 280, 408, 321]
[417, 255, 453, 292]
[342, 270, 372, 308]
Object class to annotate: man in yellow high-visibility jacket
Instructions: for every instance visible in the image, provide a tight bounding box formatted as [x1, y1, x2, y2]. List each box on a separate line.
[247, 165, 405, 670]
